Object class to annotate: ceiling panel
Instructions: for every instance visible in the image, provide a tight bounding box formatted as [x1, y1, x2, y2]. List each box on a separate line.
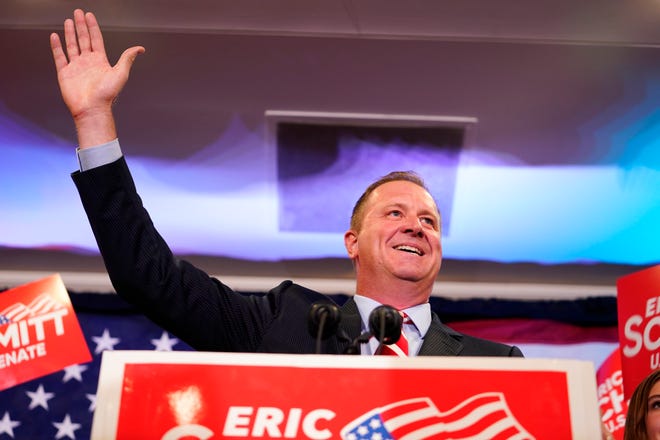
[2, 0, 660, 46]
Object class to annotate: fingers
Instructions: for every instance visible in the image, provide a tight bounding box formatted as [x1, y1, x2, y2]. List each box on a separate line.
[63, 17, 78, 59]
[52, 9, 144, 85]
[50, 33, 68, 72]
[61, 9, 103, 60]
[85, 11, 106, 55]
[116, 46, 146, 74]
[54, 9, 109, 70]
[74, 9, 91, 53]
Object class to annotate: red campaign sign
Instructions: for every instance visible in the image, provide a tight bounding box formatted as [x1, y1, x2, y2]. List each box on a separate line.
[617, 264, 660, 400]
[92, 352, 601, 439]
[0, 274, 91, 391]
[596, 347, 627, 439]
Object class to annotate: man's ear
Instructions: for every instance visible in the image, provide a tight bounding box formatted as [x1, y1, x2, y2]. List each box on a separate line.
[344, 230, 358, 259]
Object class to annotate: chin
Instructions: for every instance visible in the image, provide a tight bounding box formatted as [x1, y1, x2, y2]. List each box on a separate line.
[392, 272, 432, 284]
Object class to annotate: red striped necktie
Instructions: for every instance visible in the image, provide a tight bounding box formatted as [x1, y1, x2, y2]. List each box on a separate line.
[378, 312, 412, 357]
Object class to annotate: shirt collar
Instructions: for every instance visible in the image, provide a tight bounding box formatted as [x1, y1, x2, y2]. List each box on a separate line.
[353, 294, 432, 337]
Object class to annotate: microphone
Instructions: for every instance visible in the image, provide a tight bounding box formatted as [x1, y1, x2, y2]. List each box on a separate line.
[307, 301, 341, 354]
[369, 305, 402, 355]
[343, 304, 402, 355]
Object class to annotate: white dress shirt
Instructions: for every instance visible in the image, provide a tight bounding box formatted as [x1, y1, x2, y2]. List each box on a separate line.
[353, 294, 431, 356]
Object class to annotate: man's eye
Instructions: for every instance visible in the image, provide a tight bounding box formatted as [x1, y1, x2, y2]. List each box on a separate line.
[389, 210, 402, 217]
[421, 217, 435, 226]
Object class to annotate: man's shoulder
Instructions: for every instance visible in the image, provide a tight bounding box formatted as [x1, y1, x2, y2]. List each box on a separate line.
[268, 280, 340, 306]
[456, 331, 523, 356]
[430, 318, 524, 357]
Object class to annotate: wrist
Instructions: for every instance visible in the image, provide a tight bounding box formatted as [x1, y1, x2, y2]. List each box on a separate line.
[73, 107, 118, 149]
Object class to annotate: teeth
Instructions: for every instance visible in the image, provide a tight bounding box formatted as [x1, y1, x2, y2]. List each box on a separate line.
[394, 245, 422, 255]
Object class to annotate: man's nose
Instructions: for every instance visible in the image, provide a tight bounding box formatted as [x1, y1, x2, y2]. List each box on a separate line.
[402, 218, 424, 237]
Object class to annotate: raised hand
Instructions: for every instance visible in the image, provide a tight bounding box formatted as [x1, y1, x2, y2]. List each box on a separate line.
[50, 9, 144, 148]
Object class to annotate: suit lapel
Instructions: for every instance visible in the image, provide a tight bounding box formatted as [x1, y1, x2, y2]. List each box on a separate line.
[339, 297, 363, 339]
[337, 298, 363, 353]
[418, 313, 464, 356]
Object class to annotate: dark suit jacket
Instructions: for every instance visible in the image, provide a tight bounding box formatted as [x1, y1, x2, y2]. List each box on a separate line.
[72, 157, 523, 357]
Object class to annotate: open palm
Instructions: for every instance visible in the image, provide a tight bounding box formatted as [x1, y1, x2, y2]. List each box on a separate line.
[50, 9, 143, 120]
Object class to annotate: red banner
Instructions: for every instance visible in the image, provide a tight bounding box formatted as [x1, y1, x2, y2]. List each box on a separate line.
[596, 347, 627, 440]
[617, 264, 660, 400]
[92, 352, 601, 439]
[0, 274, 91, 391]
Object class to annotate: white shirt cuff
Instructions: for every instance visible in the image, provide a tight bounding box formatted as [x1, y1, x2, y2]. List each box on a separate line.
[76, 139, 123, 171]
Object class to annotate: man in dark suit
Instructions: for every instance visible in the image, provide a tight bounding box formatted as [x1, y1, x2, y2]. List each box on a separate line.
[51, 9, 522, 358]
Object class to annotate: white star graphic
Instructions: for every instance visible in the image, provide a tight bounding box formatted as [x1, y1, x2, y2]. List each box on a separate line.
[151, 331, 179, 351]
[26, 384, 55, 410]
[62, 364, 88, 383]
[369, 418, 382, 429]
[371, 433, 383, 440]
[86, 393, 97, 412]
[357, 425, 369, 436]
[92, 328, 120, 354]
[53, 414, 81, 440]
[0, 411, 21, 438]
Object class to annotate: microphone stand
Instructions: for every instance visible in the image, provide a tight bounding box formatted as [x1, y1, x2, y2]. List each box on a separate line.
[373, 315, 388, 355]
[343, 331, 372, 355]
[344, 305, 402, 355]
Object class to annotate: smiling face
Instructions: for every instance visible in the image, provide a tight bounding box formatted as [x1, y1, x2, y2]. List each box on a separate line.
[344, 180, 442, 307]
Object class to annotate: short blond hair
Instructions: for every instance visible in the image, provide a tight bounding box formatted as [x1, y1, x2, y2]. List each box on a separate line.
[350, 171, 438, 231]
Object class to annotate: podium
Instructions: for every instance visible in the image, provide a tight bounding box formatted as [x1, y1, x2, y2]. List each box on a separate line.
[91, 351, 601, 439]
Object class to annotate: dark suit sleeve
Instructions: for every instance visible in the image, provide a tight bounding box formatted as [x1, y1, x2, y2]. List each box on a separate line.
[71, 157, 278, 352]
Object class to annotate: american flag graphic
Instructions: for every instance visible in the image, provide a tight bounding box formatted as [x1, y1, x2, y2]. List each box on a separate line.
[0, 292, 65, 323]
[341, 393, 534, 440]
[0, 308, 192, 439]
